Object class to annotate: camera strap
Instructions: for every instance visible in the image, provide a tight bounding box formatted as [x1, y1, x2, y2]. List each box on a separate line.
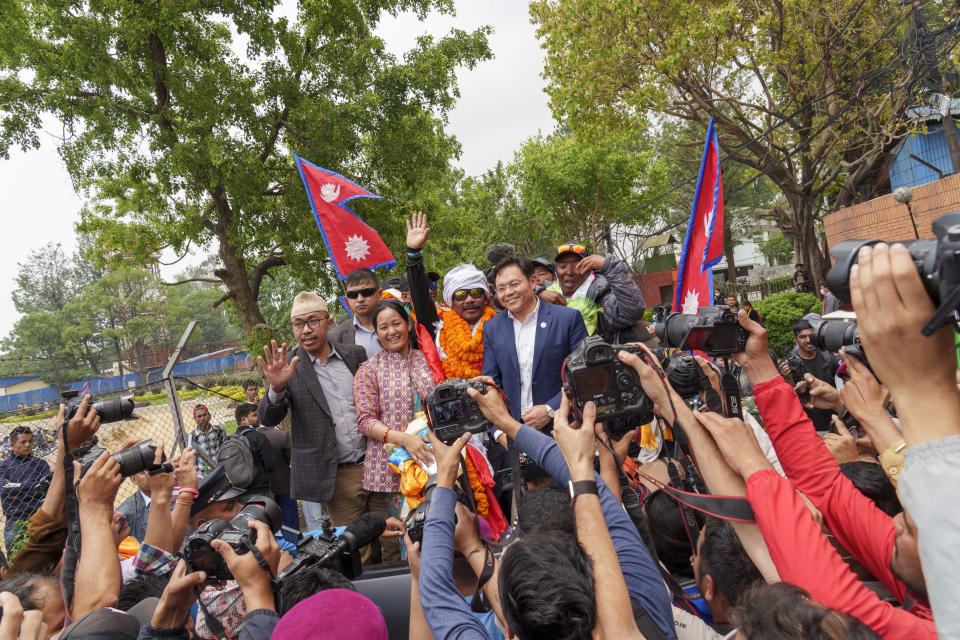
[59, 417, 81, 619]
[719, 363, 743, 420]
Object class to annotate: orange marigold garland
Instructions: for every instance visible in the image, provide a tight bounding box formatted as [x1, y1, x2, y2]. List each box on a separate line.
[439, 307, 495, 379]
[463, 452, 489, 518]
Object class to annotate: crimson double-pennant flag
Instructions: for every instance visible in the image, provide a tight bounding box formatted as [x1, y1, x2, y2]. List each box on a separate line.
[294, 153, 397, 279]
[674, 118, 725, 314]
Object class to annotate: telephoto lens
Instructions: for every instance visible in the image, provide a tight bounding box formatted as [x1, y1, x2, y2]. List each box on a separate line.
[91, 396, 136, 423]
[809, 320, 859, 354]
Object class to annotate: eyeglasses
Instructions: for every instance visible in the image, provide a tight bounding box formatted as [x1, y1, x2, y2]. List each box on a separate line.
[452, 288, 486, 302]
[557, 244, 586, 255]
[428, 281, 438, 291]
[292, 316, 328, 331]
[346, 287, 379, 299]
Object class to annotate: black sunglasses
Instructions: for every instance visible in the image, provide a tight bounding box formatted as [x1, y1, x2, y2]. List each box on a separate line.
[346, 287, 379, 299]
[452, 288, 486, 302]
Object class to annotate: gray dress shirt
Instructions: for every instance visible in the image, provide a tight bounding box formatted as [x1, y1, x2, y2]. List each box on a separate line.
[353, 316, 383, 359]
[268, 344, 366, 464]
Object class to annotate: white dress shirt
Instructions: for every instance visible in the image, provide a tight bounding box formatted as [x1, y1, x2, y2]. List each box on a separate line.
[508, 300, 540, 414]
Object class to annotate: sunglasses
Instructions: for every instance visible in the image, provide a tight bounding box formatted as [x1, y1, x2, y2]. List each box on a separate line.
[452, 288, 486, 302]
[557, 244, 586, 254]
[346, 287, 379, 299]
[428, 281, 438, 290]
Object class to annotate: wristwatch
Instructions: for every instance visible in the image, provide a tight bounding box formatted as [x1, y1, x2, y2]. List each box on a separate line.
[546, 405, 556, 419]
[568, 480, 598, 503]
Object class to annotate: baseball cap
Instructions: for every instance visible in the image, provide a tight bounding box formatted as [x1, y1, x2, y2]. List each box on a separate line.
[530, 257, 556, 276]
[381, 275, 409, 292]
[554, 242, 588, 262]
[190, 465, 245, 517]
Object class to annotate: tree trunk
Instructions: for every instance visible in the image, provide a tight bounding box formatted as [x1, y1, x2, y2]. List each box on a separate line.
[723, 216, 737, 284]
[215, 236, 268, 335]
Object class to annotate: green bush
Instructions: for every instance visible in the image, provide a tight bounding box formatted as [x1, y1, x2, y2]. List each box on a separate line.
[753, 291, 822, 356]
[643, 309, 653, 322]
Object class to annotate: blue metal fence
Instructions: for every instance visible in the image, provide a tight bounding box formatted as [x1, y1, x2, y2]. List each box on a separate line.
[0, 352, 252, 413]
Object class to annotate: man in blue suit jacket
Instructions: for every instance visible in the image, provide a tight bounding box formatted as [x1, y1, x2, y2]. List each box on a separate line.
[482, 256, 588, 429]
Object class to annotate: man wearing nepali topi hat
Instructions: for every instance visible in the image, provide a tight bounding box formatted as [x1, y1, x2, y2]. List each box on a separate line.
[256, 292, 374, 554]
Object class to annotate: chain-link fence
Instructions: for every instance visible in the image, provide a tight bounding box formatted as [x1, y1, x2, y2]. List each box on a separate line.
[0, 369, 267, 559]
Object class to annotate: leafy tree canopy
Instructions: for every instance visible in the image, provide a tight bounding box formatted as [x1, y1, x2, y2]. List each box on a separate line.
[1, 0, 492, 336]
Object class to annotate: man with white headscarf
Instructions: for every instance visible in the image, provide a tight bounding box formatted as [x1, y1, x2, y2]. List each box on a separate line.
[404, 213, 496, 379]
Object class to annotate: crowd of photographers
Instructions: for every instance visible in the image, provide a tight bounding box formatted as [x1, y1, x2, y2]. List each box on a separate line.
[0, 211, 957, 640]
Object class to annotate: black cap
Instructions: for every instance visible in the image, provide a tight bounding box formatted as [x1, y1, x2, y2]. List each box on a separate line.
[191, 465, 245, 518]
[382, 275, 409, 292]
[529, 257, 556, 276]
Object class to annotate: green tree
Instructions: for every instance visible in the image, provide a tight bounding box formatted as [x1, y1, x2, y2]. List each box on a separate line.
[11, 242, 77, 314]
[509, 129, 673, 257]
[759, 233, 794, 266]
[2, 0, 491, 336]
[530, 0, 933, 286]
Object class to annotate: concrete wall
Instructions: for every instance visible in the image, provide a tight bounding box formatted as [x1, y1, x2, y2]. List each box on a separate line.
[824, 173, 960, 246]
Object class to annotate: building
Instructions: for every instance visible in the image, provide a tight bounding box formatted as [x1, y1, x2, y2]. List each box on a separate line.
[0, 376, 48, 396]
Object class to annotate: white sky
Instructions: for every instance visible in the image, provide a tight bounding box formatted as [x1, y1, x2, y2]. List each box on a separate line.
[0, 0, 553, 338]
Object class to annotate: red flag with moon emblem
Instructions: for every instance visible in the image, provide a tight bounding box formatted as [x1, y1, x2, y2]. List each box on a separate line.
[674, 118, 725, 314]
[294, 153, 397, 279]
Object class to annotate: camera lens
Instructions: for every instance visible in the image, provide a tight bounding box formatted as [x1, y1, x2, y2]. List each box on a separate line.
[111, 439, 157, 477]
[657, 312, 699, 350]
[91, 396, 135, 424]
[810, 320, 859, 353]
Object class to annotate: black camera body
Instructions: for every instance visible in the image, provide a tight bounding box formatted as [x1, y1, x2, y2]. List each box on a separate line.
[62, 390, 135, 424]
[656, 305, 748, 356]
[182, 496, 282, 580]
[277, 523, 363, 581]
[425, 379, 493, 444]
[404, 475, 471, 544]
[826, 211, 960, 335]
[562, 337, 654, 433]
[782, 354, 806, 384]
[74, 439, 162, 479]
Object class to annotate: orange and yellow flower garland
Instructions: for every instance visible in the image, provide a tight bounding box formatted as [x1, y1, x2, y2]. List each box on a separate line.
[438, 306, 496, 380]
[463, 451, 489, 518]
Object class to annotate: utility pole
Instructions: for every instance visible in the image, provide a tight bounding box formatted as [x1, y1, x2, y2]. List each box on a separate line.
[909, 0, 960, 174]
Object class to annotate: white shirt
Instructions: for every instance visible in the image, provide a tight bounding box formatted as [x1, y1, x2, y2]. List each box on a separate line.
[140, 491, 152, 508]
[509, 300, 541, 413]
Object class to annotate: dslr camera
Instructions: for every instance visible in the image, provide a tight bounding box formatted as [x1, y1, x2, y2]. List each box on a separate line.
[826, 211, 960, 335]
[562, 337, 654, 437]
[74, 439, 164, 479]
[182, 496, 282, 580]
[662, 354, 709, 409]
[62, 389, 135, 424]
[781, 354, 806, 384]
[405, 475, 472, 544]
[425, 379, 493, 444]
[656, 305, 748, 356]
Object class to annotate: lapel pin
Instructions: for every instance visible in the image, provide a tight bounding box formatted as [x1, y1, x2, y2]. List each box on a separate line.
[540, 322, 547, 328]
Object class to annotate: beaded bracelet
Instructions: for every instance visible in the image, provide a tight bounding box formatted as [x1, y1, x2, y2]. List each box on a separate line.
[382, 427, 393, 443]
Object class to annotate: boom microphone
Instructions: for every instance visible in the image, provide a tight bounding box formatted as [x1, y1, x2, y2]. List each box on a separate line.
[485, 243, 517, 265]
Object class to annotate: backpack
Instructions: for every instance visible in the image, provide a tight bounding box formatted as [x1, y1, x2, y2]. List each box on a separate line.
[216, 432, 255, 489]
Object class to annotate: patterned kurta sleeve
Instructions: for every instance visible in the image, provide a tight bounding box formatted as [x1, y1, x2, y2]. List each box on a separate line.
[353, 359, 382, 437]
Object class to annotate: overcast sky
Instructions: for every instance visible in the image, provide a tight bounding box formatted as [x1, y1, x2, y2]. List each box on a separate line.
[0, 0, 554, 338]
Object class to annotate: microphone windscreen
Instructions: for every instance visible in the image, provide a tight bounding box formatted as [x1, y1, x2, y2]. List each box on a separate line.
[485, 243, 517, 265]
[341, 512, 387, 551]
